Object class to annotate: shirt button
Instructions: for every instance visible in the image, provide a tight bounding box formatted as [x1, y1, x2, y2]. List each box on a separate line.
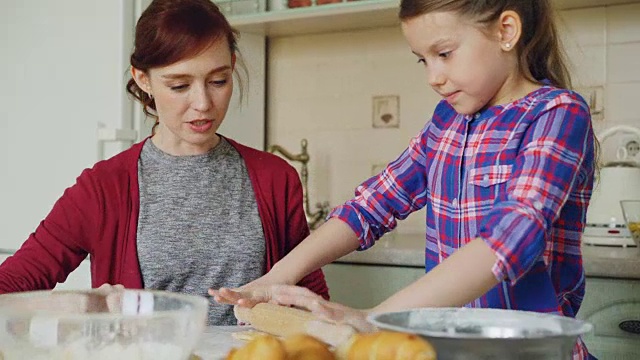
[452, 199, 459, 208]
[483, 174, 489, 182]
[533, 201, 543, 210]
[474, 113, 481, 119]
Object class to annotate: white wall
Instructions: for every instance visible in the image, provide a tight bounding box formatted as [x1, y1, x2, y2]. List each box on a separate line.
[1, 1, 266, 253]
[559, 4, 640, 158]
[219, 33, 266, 150]
[267, 27, 434, 234]
[266, 3, 640, 236]
[1, 1, 135, 250]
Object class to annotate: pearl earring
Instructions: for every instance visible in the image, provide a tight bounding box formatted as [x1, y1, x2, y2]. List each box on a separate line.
[505, 43, 511, 49]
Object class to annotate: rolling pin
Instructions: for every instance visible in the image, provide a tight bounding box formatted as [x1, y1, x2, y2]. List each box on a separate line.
[234, 303, 357, 347]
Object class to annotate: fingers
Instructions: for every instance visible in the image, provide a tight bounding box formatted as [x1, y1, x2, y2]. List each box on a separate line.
[209, 287, 239, 304]
[269, 285, 375, 333]
[96, 283, 124, 290]
[96, 283, 125, 295]
[89, 284, 125, 313]
[209, 287, 256, 307]
[105, 291, 124, 313]
[209, 288, 254, 307]
[269, 286, 334, 318]
[209, 286, 273, 308]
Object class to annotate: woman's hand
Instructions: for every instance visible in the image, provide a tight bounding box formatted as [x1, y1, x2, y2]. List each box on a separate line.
[93, 283, 125, 313]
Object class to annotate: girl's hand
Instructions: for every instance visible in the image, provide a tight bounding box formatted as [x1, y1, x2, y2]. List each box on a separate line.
[269, 285, 376, 333]
[208, 277, 276, 308]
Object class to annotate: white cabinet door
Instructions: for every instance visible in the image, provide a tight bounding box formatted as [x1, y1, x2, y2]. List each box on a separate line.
[577, 277, 640, 359]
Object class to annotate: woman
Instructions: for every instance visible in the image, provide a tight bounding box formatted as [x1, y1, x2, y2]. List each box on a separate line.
[0, 0, 328, 325]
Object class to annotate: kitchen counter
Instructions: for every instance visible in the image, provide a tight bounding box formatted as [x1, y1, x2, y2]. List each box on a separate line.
[335, 234, 640, 279]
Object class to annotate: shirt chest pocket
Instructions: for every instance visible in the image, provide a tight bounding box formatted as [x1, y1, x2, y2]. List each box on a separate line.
[469, 164, 513, 187]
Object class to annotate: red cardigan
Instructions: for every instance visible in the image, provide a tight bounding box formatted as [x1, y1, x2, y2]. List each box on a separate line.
[0, 138, 329, 299]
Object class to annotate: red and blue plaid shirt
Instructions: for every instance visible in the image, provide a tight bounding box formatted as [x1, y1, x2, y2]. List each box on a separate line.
[330, 86, 595, 359]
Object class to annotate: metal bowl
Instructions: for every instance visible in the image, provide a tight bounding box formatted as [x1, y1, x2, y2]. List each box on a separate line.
[0, 289, 208, 360]
[368, 307, 593, 360]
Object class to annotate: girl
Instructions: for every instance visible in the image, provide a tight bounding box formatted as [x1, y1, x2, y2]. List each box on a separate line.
[0, 0, 329, 326]
[212, 0, 595, 358]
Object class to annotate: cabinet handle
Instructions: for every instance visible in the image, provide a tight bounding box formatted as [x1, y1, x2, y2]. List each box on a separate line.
[618, 320, 640, 335]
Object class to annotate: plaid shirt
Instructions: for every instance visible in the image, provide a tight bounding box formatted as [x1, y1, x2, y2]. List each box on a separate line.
[330, 86, 595, 359]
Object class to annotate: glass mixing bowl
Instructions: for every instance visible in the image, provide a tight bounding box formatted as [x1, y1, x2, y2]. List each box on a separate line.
[621, 200, 640, 247]
[0, 289, 208, 360]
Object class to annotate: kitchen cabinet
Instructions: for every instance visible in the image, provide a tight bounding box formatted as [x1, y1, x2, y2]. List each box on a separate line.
[577, 277, 640, 359]
[324, 263, 640, 359]
[227, 0, 640, 37]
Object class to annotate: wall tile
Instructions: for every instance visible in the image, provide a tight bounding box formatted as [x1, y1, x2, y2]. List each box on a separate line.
[558, 7, 606, 47]
[566, 44, 606, 87]
[605, 82, 640, 123]
[607, 3, 640, 44]
[608, 42, 640, 83]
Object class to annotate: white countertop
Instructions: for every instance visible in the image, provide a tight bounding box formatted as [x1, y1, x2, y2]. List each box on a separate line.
[335, 233, 640, 280]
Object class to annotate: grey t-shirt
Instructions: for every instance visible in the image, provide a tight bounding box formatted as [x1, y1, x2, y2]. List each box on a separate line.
[136, 138, 265, 325]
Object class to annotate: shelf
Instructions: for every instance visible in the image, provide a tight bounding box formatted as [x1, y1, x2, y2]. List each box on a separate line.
[228, 0, 399, 37]
[228, 0, 640, 37]
[556, 0, 640, 9]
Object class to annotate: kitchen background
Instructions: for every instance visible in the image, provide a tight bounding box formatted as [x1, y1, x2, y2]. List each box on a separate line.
[1, 1, 639, 358]
[267, 3, 640, 235]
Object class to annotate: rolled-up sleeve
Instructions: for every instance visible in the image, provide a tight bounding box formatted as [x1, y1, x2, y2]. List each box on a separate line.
[329, 126, 430, 249]
[478, 96, 592, 284]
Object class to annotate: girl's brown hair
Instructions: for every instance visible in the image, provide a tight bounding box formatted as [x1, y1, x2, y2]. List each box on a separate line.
[399, 0, 572, 90]
[126, 0, 246, 130]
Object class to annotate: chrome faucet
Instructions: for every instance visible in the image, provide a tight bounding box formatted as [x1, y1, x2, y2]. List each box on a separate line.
[268, 139, 330, 230]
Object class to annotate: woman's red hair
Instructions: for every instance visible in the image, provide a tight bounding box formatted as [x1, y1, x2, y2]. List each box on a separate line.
[126, 0, 243, 122]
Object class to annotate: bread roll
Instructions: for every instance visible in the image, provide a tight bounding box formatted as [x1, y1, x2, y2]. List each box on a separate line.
[336, 331, 436, 360]
[225, 334, 287, 360]
[225, 331, 436, 360]
[282, 334, 336, 360]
